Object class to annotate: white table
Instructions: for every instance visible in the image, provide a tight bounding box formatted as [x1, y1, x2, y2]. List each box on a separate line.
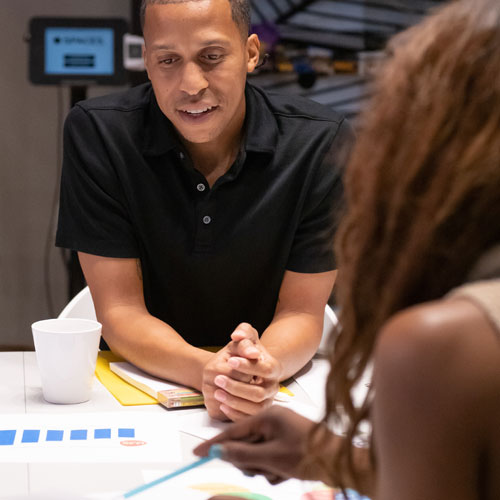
[0, 352, 318, 498]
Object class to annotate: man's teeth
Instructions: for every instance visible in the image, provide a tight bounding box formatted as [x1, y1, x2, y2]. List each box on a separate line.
[184, 106, 214, 115]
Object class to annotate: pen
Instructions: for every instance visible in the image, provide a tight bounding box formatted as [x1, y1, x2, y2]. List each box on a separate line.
[121, 445, 223, 498]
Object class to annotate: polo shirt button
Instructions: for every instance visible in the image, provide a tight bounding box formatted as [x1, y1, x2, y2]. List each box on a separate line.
[202, 215, 212, 225]
[179, 152, 185, 160]
[197, 183, 206, 192]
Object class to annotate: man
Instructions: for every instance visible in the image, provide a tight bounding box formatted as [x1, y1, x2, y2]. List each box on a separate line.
[56, 0, 354, 421]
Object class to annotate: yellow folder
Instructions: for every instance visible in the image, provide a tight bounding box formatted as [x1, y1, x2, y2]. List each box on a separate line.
[95, 350, 294, 406]
[95, 351, 158, 406]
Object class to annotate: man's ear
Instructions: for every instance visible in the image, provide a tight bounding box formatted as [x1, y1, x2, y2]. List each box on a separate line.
[246, 34, 261, 73]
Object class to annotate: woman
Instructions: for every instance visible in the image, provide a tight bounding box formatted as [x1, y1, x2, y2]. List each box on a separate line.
[195, 0, 500, 498]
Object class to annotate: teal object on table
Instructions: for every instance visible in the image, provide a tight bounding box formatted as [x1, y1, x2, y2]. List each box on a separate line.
[122, 445, 223, 498]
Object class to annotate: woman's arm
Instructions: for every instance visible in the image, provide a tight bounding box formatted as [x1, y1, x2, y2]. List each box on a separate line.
[194, 405, 373, 494]
[373, 298, 500, 500]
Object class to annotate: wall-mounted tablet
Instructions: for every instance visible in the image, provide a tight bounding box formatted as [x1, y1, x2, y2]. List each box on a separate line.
[29, 17, 128, 85]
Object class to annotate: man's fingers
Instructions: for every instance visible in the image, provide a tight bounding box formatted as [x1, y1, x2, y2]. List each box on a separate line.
[230, 338, 261, 359]
[206, 354, 253, 383]
[227, 356, 279, 379]
[231, 323, 259, 343]
[205, 402, 231, 422]
[219, 403, 249, 422]
[215, 389, 273, 417]
[214, 375, 275, 403]
[227, 368, 254, 383]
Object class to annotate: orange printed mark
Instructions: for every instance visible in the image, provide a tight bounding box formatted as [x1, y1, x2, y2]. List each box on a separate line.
[120, 440, 147, 447]
[301, 488, 337, 499]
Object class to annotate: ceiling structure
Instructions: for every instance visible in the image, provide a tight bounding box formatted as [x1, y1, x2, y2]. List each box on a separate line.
[251, 0, 445, 51]
[248, 0, 446, 119]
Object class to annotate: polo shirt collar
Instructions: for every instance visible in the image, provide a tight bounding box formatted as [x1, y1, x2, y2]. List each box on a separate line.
[243, 83, 279, 155]
[142, 86, 181, 156]
[142, 82, 279, 157]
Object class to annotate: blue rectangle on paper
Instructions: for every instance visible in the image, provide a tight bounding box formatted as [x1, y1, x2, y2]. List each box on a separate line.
[22, 430, 40, 443]
[94, 429, 111, 439]
[46, 430, 64, 442]
[0, 430, 16, 446]
[118, 428, 135, 438]
[70, 429, 88, 441]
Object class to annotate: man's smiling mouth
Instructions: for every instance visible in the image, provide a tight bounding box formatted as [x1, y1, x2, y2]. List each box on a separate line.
[178, 105, 218, 117]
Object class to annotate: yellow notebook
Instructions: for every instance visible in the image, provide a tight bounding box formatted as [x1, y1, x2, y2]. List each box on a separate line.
[95, 351, 158, 406]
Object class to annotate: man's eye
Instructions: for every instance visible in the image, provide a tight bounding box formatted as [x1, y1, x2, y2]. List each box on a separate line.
[204, 54, 222, 61]
[160, 58, 176, 65]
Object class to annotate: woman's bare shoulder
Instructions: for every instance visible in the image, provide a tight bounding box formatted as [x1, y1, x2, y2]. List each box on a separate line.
[373, 298, 500, 499]
[374, 297, 500, 417]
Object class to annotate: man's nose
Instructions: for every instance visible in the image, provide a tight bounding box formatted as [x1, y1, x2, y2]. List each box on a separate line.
[179, 62, 208, 96]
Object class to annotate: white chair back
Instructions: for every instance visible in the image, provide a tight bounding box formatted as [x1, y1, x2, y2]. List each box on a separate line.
[58, 286, 97, 321]
[317, 304, 338, 355]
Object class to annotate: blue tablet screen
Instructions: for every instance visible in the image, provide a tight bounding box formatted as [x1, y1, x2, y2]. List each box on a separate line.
[45, 27, 114, 75]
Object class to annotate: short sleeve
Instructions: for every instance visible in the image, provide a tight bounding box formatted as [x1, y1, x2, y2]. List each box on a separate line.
[55, 105, 139, 258]
[286, 118, 355, 273]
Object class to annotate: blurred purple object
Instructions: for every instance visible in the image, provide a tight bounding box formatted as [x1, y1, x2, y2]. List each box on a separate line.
[251, 22, 280, 48]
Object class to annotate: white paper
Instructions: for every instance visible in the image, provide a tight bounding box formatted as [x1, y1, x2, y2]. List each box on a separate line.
[178, 398, 323, 442]
[178, 411, 229, 441]
[0, 412, 181, 463]
[109, 362, 184, 398]
[139, 467, 349, 500]
[273, 399, 324, 422]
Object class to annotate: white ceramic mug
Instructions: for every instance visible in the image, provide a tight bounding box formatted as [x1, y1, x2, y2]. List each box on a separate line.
[31, 318, 102, 404]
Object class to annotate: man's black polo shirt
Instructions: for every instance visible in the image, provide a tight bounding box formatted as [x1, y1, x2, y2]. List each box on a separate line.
[56, 82, 353, 346]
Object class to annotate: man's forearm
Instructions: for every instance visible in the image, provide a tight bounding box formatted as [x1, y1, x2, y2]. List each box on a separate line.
[260, 311, 323, 381]
[101, 305, 212, 390]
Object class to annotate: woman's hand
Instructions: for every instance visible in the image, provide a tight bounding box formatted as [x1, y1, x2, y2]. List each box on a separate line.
[193, 406, 318, 484]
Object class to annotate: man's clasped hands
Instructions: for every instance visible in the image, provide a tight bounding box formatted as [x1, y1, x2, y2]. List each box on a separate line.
[202, 323, 282, 422]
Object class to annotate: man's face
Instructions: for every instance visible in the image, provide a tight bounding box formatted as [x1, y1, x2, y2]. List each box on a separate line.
[143, 0, 260, 146]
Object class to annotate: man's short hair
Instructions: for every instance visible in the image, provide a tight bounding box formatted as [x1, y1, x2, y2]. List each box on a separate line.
[140, 0, 251, 38]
